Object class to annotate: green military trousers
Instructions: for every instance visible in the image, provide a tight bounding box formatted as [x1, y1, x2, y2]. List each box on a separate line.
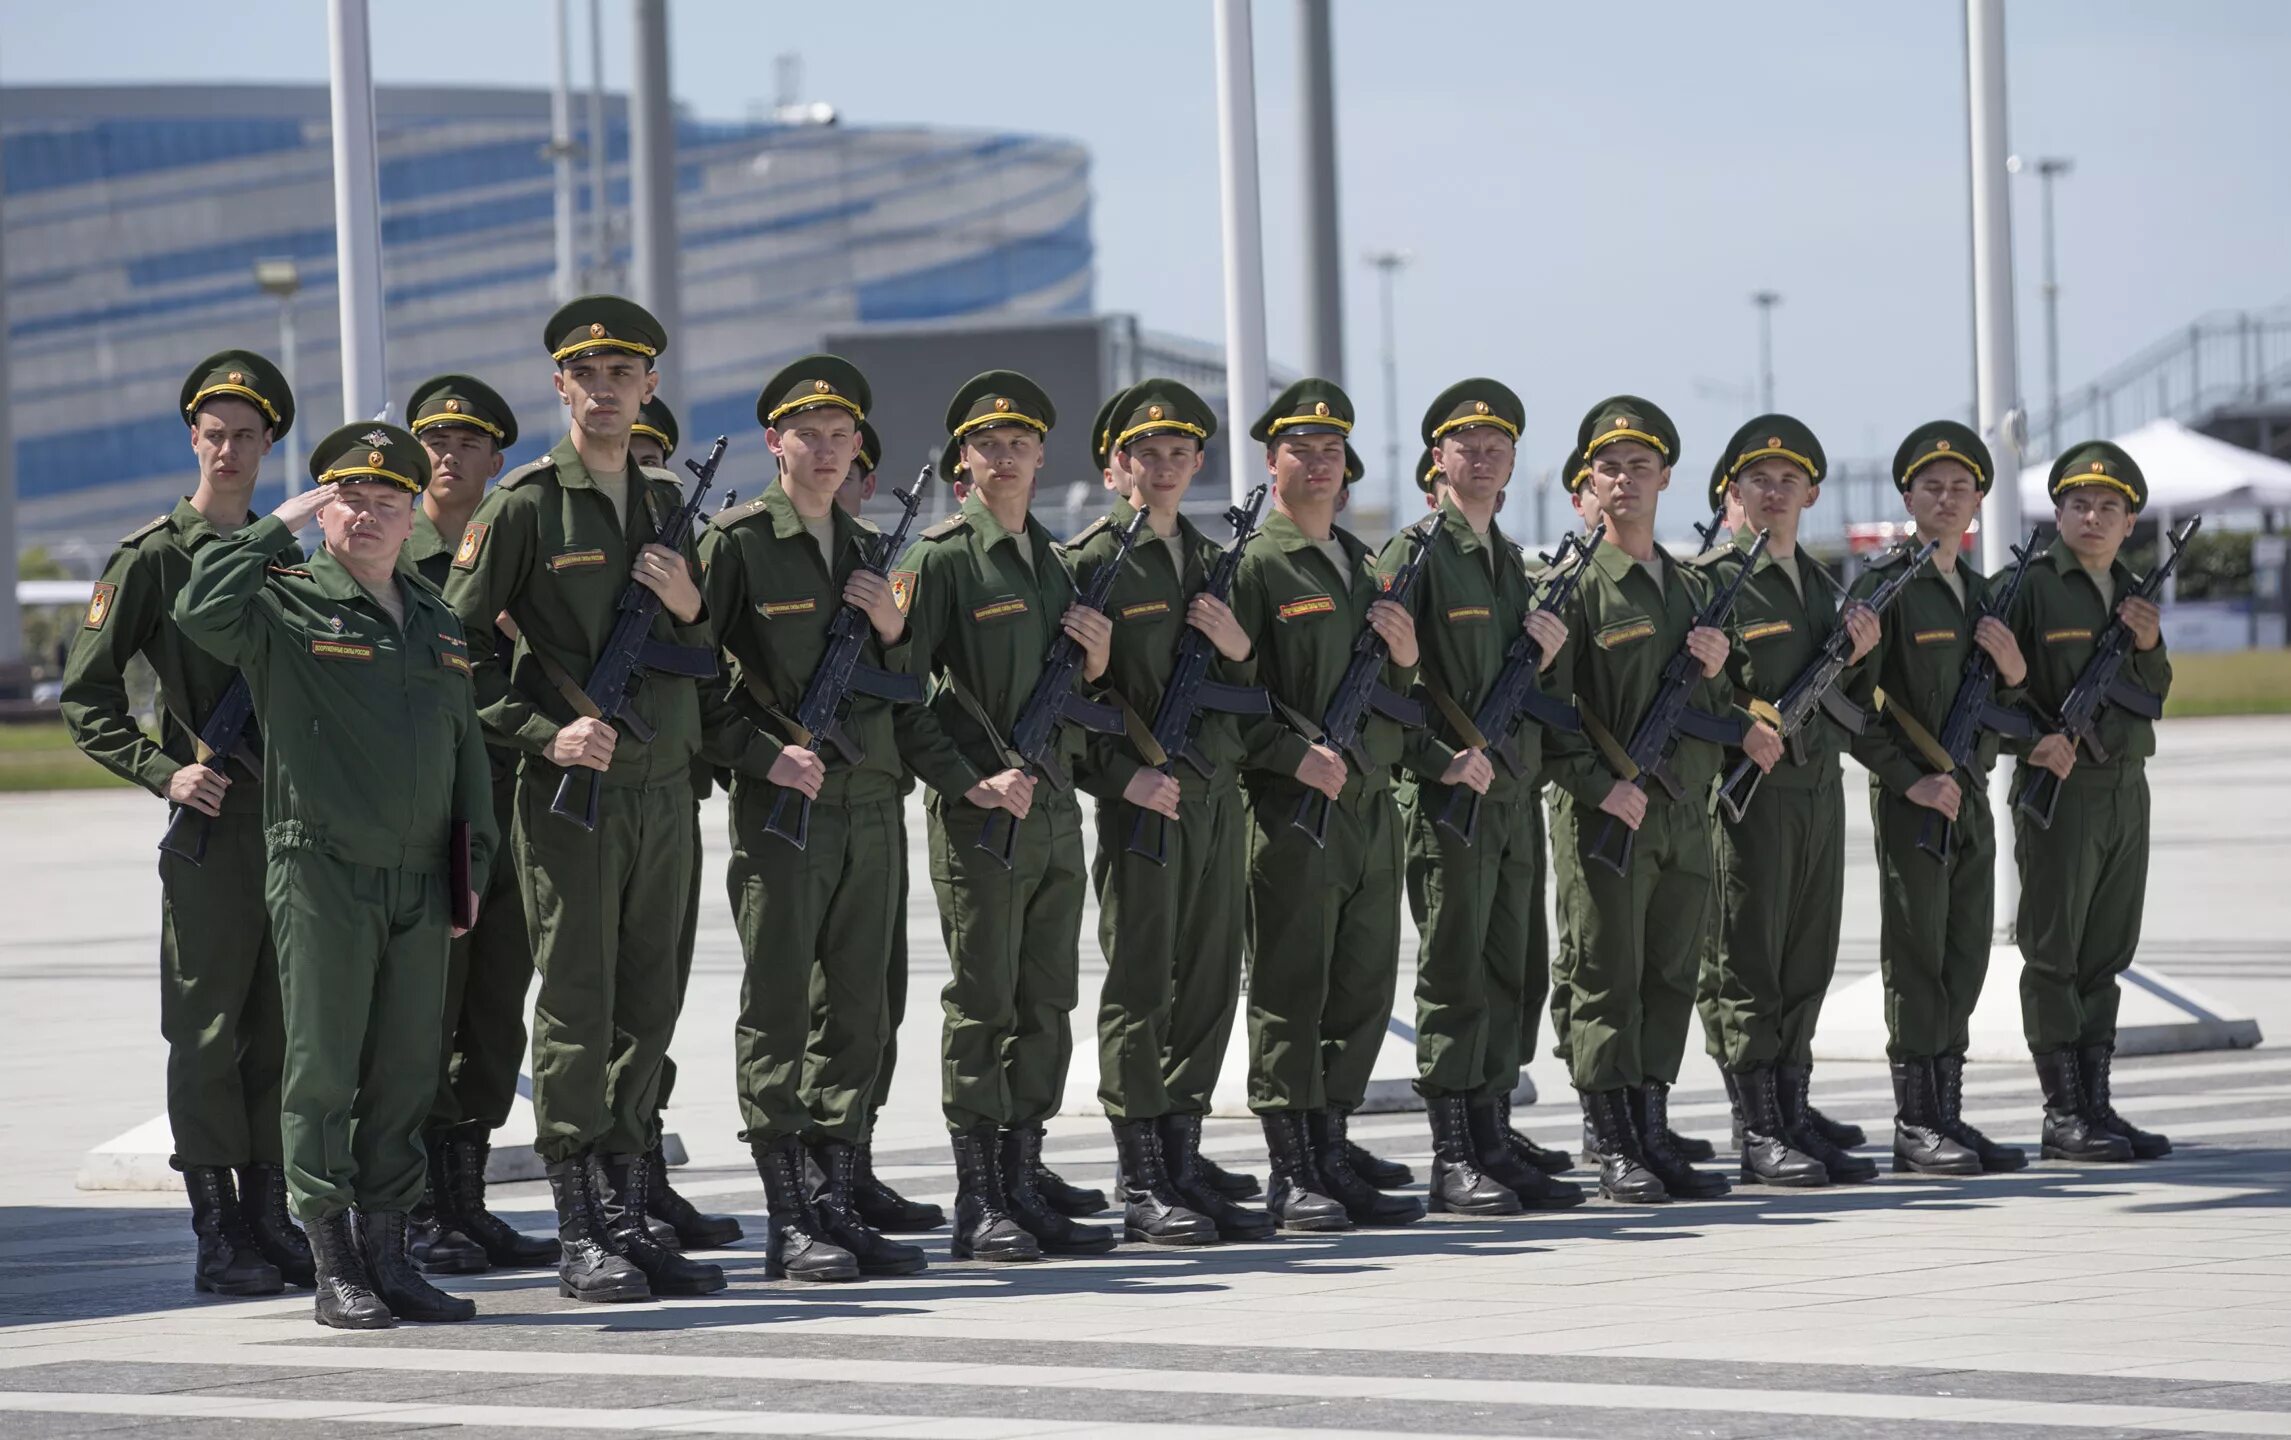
[515, 769, 694, 1162]
[651, 786, 707, 1123]
[1092, 781, 1247, 1120]
[1244, 783, 1403, 1114]
[927, 792, 1089, 1133]
[1709, 777, 1848, 1069]
[848, 801, 913, 1125]
[1871, 782, 1994, 1061]
[1404, 786, 1543, 1099]
[1545, 793, 1578, 1068]
[1520, 797, 1553, 1066]
[427, 758, 531, 1138]
[159, 806, 286, 1169]
[2013, 763, 2150, 1054]
[1551, 789, 1713, 1093]
[267, 848, 449, 1221]
[729, 792, 902, 1144]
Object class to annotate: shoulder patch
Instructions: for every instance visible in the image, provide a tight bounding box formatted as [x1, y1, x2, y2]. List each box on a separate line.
[453, 521, 490, 570]
[497, 456, 557, 490]
[708, 495, 773, 531]
[118, 514, 171, 546]
[83, 581, 118, 630]
[889, 569, 918, 614]
[920, 514, 971, 541]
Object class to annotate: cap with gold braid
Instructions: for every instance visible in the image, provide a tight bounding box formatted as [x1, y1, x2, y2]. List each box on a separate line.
[1416, 446, 1440, 492]
[856, 419, 881, 475]
[1250, 377, 1354, 443]
[1344, 441, 1366, 487]
[307, 421, 430, 494]
[630, 396, 679, 462]
[941, 370, 1054, 476]
[1577, 394, 1678, 467]
[1715, 412, 1825, 510]
[1891, 419, 1992, 494]
[755, 353, 870, 430]
[407, 374, 517, 449]
[543, 294, 667, 366]
[1561, 446, 1594, 495]
[1111, 377, 1215, 454]
[2048, 439, 2146, 511]
[180, 349, 294, 438]
[1090, 389, 1126, 472]
[1417, 377, 1524, 492]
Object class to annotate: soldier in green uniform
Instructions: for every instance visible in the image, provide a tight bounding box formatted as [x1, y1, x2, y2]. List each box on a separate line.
[1699, 416, 1881, 1187]
[2009, 443, 2172, 1162]
[1544, 397, 1781, 1204]
[1068, 380, 1270, 1245]
[698, 355, 927, 1280]
[890, 370, 1117, 1262]
[1544, 448, 1596, 1085]
[1384, 380, 1583, 1216]
[175, 422, 495, 1329]
[1847, 421, 2032, 1176]
[62, 351, 309, 1297]
[442, 296, 726, 1302]
[1229, 378, 1423, 1232]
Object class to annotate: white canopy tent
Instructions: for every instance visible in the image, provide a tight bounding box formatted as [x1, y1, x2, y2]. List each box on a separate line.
[2019, 419, 2291, 516]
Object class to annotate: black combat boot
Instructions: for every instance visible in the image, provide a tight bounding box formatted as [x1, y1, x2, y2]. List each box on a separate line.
[1159, 1114, 1277, 1241]
[2079, 1043, 2169, 1158]
[1110, 1119, 1219, 1245]
[1891, 1059, 1982, 1175]
[408, 1135, 488, 1275]
[234, 1162, 315, 1287]
[1022, 1126, 1108, 1217]
[1468, 1098, 1584, 1209]
[1633, 1084, 1730, 1199]
[1775, 1063, 1876, 1183]
[304, 1210, 391, 1329]
[1661, 1102, 1719, 1164]
[1722, 1070, 1747, 1152]
[1936, 1053, 2027, 1171]
[547, 1154, 649, 1302]
[355, 1209, 476, 1322]
[185, 1165, 283, 1296]
[1258, 1112, 1351, 1232]
[853, 1121, 946, 1231]
[1185, 1125, 1263, 1200]
[1425, 1096, 1522, 1216]
[1309, 1110, 1423, 1226]
[2035, 1050, 2135, 1162]
[647, 1145, 745, 1249]
[1581, 1089, 1666, 1203]
[1584, 1092, 1710, 1163]
[441, 1133, 558, 1267]
[1494, 1094, 1573, 1175]
[809, 1139, 928, 1274]
[1797, 1067, 1866, 1148]
[1001, 1128, 1118, 1254]
[594, 1152, 728, 1294]
[1735, 1067, 1829, 1188]
[1339, 1119, 1414, 1190]
[751, 1136, 858, 1281]
[949, 1126, 1040, 1262]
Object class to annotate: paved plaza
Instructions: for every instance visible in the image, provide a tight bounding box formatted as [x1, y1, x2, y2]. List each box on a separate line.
[1, 717, 2287, 1438]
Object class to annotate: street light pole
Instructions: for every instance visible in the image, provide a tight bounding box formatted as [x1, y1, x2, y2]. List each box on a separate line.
[586, 0, 609, 288]
[548, 0, 579, 303]
[1297, 0, 1344, 385]
[1752, 290, 1781, 412]
[2037, 156, 2072, 456]
[1366, 250, 1409, 533]
[327, 0, 388, 424]
[255, 261, 304, 496]
[1212, 0, 1269, 507]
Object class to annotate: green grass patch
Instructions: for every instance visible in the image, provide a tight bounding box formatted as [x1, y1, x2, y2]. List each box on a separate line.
[2163, 649, 2291, 717]
[0, 720, 136, 791]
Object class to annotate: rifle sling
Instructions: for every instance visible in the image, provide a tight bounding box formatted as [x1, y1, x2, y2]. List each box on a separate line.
[1578, 706, 1641, 783]
[1875, 688, 1957, 775]
[737, 668, 810, 746]
[941, 670, 1025, 770]
[1111, 688, 1169, 768]
[514, 616, 607, 723]
[1425, 678, 1490, 751]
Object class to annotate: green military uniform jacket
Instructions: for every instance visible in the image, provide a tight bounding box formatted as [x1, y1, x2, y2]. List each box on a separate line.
[2006, 536, 2172, 768]
[1846, 546, 2026, 795]
[441, 435, 711, 789]
[890, 492, 1087, 800]
[698, 480, 915, 807]
[1066, 498, 1258, 801]
[1377, 497, 1550, 804]
[1230, 509, 1416, 799]
[173, 514, 497, 887]
[1543, 538, 1737, 807]
[1706, 528, 1854, 789]
[62, 499, 287, 816]
[405, 510, 456, 589]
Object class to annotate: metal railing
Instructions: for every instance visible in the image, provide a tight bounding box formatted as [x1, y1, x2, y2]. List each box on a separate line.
[2028, 303, 2291, 460]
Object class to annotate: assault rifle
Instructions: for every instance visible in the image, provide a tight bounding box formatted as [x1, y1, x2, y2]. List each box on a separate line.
[156, 676, 257, 863]
[1913, 532, 2040, 863]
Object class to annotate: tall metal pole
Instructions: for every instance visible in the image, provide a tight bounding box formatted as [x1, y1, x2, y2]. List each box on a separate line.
[1966, 0, 2025, 937]
[629, 0, 682, 397]
[1297, 0, 1344, 385]
[549, 0, 579, 303]
[1367, 251, 1407, 533]
[586, 0, 609, 287]
[0, 133, 22, 682]
[1753, 290, 1781, 412]
[277, 297, 303, 496]
[328, 0, 388, 422]
[2038, 156, 2072, 455]
[1212, 0, 1269, 506]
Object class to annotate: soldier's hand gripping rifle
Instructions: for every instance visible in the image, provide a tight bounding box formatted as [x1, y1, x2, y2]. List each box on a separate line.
[1713, 537, 1940, 825]
[1125, 485, 1273, 865]
[1286, 516, 1436, 849]
[549, 435, 728, 831]
[2011, 515, 2199, 830]
[1433, 523, 1603, 845]
[156, 676, 257, 864]
[761, 466, 934, 849]
[973, 506, 1150, 867]
[1913, 531, 2040, 863]
[1587, 528, 1770, 876]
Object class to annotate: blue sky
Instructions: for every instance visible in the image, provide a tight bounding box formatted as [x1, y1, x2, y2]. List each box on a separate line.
[5, 0, 2286, 522]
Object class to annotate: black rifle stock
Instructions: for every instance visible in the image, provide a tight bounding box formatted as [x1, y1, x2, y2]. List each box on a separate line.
[1914, 532, 2041, 863]
[155, 675, 256, 864]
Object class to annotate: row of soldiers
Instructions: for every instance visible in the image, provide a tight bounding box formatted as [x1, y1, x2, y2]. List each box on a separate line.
[62, 292, 2176, 1330]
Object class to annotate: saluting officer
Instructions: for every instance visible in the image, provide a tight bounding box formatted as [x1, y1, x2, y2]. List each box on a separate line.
[2009, 444, 2172, 1162]
[890, 370, 1117, 1262]
[1069, 380, 1271, 1246]
[1385, 380, 1582, 1217]
[62, 351, 310, 1297]
[175, 423, 496, 1330]
[442, 296, 726, 1303]
[1847, 421, 2031, 1176]
[1229, 379, 1423, 1232]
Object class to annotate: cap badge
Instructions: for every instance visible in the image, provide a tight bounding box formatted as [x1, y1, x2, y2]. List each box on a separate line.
[2090, 460, 2106, 473]
[360, 429, 391, 447]
[1613, 416, 1629, 429]
[814, 379, 832, 394]
[1767, 436, 1782, 448]
[227, 371, 244, 385]
[1936, 439, 1952, 452]
[365, 449, 385, 467]
[1148, 405, 1164, 421]
[993, 397, 1012, 413]
[1314, 402, 1330, 417]
[589, 322, 606, 339]
[444, 399, 462, 413]
[1474, 401, 1491, 416]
